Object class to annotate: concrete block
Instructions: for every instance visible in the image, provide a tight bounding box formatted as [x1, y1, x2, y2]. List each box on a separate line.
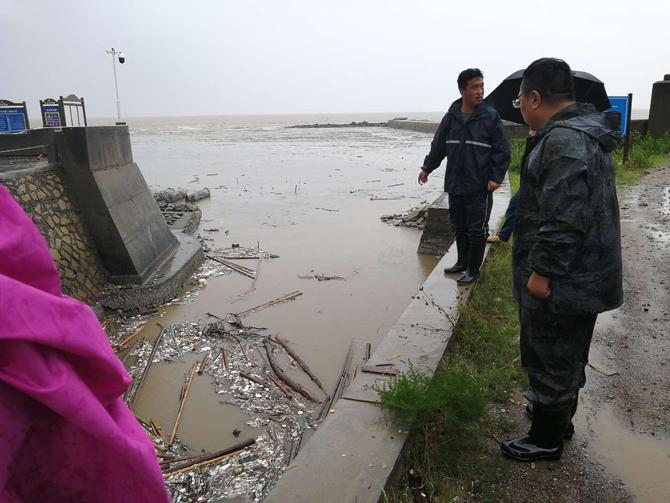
[417, 193, 454, 256]
[648, 75, 670, 139]
[57, 126, 178, 284]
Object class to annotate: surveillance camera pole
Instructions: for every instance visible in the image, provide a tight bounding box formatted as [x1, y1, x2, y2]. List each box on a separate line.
[106, 48, 123, 124]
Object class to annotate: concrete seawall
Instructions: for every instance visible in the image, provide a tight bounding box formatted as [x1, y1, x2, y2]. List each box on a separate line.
[0, 126, 203, 310]
[388, 118, 529, 139]
[388, 118, 650, 138]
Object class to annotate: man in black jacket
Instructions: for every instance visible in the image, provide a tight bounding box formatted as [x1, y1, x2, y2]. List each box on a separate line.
[419, 68, 510, 284]
[501, 58, 623, 462]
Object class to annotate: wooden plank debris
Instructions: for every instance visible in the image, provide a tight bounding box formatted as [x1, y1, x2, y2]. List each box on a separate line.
[361, 364, 399, 376]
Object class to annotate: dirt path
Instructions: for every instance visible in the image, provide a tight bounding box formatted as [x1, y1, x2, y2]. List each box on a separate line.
[489, 165, 670, 502]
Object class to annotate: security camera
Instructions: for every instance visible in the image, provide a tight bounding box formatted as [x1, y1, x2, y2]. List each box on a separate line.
[118, 52, 125, 64]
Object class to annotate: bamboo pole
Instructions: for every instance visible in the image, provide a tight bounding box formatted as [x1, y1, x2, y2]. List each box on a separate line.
[266, 372, 294, 399]
[116, 324, 147, 350]
[151, 417, 165, 441]
[129, 327, 165, 407]
[168, 362, 198, 445]
[206, 255, 256, 278]
[272, 335, 328, 397]
[317, 339, 354, 421]
[236, 291, 303, 318]
[239, 372, 266, 387]
[162, 438, 256, 477]
[159, 452, 202, 468]
[221, 346, 229, 372]
[263, 339, 323, 403]
[197, 353, 209, 376]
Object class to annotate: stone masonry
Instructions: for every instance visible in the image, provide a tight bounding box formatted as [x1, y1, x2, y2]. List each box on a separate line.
[1, 166, 107, 304]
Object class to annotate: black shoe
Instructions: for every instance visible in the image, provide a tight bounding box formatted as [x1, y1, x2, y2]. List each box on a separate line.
[501, 402, 571, 462]
[525, 403, 575, 439]
[444, 233, 469, 274]
[444, 263, 467, 274]
[500, 434, 563, 462]
[456, 271, 480, 284]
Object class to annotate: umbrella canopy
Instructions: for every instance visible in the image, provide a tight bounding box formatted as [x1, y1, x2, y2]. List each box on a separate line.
[485, 69, 611, 125]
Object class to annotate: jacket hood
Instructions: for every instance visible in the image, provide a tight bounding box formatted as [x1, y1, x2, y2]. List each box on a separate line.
[546, 102, 621, 153]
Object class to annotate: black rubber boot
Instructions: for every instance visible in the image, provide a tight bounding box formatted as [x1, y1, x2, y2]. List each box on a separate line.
[444, 234, 469, 274]
[501, 403, 572, 462]
[456, 237, 486, 284]
[525, 394, 578, 440]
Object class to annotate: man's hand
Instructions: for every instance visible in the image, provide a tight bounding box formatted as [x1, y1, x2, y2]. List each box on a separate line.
[527, 271, 551, 299]
[418, 169, 429, 185]
[487, 180, 501, 191]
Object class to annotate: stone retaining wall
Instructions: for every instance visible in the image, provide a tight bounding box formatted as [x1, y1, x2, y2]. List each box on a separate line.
[1, 165, 108, 304]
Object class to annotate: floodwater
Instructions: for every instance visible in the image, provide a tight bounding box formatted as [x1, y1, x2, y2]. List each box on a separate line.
[121, 113, 443, 451]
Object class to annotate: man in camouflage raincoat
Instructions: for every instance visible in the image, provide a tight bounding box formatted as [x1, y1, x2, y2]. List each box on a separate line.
[501, 58, 623, 462]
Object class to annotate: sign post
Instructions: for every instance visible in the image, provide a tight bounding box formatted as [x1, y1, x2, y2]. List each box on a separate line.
[607, 94, 633, 163]
[40, 98, 63, 127]
[0, 100, 30, 133]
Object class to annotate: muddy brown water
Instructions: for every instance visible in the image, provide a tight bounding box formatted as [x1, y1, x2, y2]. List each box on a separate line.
[125, 117, 442, 454]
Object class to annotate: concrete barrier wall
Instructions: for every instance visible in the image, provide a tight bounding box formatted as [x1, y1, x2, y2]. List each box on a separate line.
[388, 119, 529, 139]
[57, 126, 178, 284]
[0, 164, 107, 303]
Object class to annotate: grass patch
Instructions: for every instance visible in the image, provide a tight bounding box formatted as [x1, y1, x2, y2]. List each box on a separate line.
[379, 244, 523, 502]
[380, 133, 670, 501]
[611, 133, 670, 185]
[507, 133, 670, 189]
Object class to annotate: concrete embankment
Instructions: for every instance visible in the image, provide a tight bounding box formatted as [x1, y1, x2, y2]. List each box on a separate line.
[388, 118, 529, 139]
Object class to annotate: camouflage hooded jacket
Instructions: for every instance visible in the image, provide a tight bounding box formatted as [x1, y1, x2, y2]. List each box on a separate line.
[513, 103, 624, 314]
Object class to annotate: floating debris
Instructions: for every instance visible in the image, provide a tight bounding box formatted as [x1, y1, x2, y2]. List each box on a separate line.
[116, 315, 321, 501]
[380, 203, 428, 228]
[297, 273, 346, 281]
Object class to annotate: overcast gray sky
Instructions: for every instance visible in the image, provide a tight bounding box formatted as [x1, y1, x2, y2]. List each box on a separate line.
[3, 0, 668, 118]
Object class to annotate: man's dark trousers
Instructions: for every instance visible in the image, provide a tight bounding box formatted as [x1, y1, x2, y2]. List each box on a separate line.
[520, 306, 598, 408]
[449, 190, 492, 274]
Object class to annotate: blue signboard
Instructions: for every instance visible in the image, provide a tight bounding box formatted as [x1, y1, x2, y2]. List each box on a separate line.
[42, 105, 62, 127]
[607, 96, 629, 135]
[0, 107, 28, 133]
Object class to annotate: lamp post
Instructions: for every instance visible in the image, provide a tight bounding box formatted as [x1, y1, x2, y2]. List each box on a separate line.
[106, 48, 126, 125]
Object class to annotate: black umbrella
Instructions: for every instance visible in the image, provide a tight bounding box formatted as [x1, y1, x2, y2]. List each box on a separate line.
[485, 69, 611, 125]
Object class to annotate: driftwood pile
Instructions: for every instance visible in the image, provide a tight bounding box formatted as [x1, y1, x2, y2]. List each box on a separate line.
[110, 309, 355, 502]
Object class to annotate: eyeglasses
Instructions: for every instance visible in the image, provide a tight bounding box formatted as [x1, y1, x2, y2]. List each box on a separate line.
[512, 90, 536, 109]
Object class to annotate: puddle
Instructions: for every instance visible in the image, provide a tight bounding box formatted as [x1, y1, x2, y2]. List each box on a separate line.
[133, 353, 262, 452]
[582, 405, 670, 502]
